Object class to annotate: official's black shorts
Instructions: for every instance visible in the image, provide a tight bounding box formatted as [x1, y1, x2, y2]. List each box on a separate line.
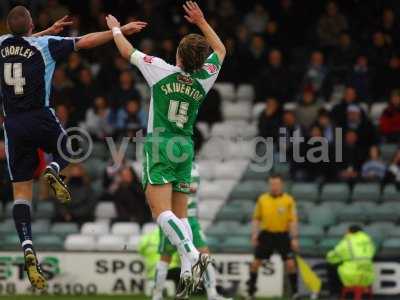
[3, 108, 68, 182]
[254, 231, 294, 260]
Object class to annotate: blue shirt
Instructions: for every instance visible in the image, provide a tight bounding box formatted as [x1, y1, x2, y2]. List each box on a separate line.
[0, 34, 77, 115]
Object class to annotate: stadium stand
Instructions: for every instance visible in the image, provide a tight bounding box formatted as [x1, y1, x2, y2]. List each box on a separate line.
[0, 1, 398, 261]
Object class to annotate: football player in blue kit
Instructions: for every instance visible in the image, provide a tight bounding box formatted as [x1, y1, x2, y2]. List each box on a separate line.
[0, 5, 147, 290]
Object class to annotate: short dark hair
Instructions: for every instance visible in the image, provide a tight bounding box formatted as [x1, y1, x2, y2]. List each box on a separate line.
[177, 34, 210, 73]
[349, 225, 362, 233]
[7, 6, 31, 36]
[269, 173, 283, 181]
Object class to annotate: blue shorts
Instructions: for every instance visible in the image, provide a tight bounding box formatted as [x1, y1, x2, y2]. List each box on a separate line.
[3, 108, 68, 182]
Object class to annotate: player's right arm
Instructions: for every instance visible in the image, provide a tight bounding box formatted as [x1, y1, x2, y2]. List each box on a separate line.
[183, 1, 226, 62]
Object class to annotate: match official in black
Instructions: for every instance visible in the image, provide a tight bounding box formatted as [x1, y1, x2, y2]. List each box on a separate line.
[245, 174, 299, 299]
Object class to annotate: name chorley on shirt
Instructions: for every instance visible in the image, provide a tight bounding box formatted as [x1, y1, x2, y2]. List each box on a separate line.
[1, 45, 34, 59]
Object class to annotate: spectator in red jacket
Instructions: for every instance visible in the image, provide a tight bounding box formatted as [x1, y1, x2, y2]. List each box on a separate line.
[380, 90, 400, 142]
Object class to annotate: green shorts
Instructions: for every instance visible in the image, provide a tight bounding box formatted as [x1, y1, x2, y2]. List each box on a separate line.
[158, 217, 207, 256]
[142, 134, 194, 194]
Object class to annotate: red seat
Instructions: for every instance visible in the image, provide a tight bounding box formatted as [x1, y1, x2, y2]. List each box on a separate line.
[341, 286, 373, 300]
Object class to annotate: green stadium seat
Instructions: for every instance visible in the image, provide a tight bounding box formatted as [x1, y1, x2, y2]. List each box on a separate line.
[0, 219, 16, 236]
[308, 206, 336, 227]
[51, 223, 80, 237]
[382, 184, 399, 202]
[34, 201, 55, 219]
[216, 206, 245, 222]
[206, 236, 222, 252]
[5, 202, 14, 218]
[363, 225, 385, 246]
[242, 165, 270, 181]
[206, 221, 240, 239]
[0, 205, 4, 221]
[35, 234, 64, 251]
[299, 237, 319, 256]
[32, 221, 50, 235]
[337, 203, 376, 223]
[291, 183, 320, 202]
[380, 144, 398, 162]
[223, 236, 252, 253]
[0, 234, 20, 250]
[273, 163, 290, 178]
[236, 223, 252, 237]
[321, 183, 350, 202]
[299, 224, 324, 240]
[351, 183, 381, 202]
[380, 238, 400, 258]
[319, 238, 341, 254]
[231, 180, 266, 201]
[373, 203, 400, 222]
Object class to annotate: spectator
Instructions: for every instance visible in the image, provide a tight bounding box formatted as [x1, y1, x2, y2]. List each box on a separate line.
[330, 31, 358, 78]
[361, 146, 387, 181]
[380, 8, 399, 49]
[374, 55, 400, 101]
[257, 97, 283, 142]
[46, 0, 69, 21]
[331, 85, 360, 126]
[55, 104, 75, 128]
[97, 56, 131, 94]
[246, 35, 267, 80]
[65, 52, 86, 84]
[264, 20, 284, 49]
[348, 55, 372, 102]
[244, 3, 269, 34]
[71, 68, 98, 122]
[218, 37, 240, 83]
[109, 71, 142, 107]
[343, 105, 378, 149]
[54, 164, 96, 224]
[302, 50, 330, 98]
[292, 125, 335, 182]
[159, 38, 175, 64]
[113, 99, 146, 138]
[197, 88, 222, 126]
[379, 90, 400, 142]
[296, 88, 321, 130]
[367, 31, 393, 69]
[386, 150, 400, 186]
[315, 109, 335, 143]
[317, 1, 348, 48]
[111, 166, 151, 224]
[255, 49, 292, 102]
[336, 130, 367, 182]
[82, 96, 114, 140]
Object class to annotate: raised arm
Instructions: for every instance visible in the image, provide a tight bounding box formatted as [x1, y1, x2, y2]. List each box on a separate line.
[75, 20, 146, 50]
[105, 14, 136, 59]
[183, 1, 226, 62]
[33, 15, 73, 37]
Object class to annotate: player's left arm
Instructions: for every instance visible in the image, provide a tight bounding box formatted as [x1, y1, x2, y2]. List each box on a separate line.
[75, 20, 147, 50]
[105, 14, 136, 59]
[183, 1, 226, 62]
[32, 15, 73, 37]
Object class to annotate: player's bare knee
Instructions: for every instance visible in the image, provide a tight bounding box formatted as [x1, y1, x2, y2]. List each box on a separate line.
[160, 255, 172, 263]
[13, 181, 33, 200]
[285, 259, 297, 273]
[198, 247, 209, 254]
[251, 259, 262, 272]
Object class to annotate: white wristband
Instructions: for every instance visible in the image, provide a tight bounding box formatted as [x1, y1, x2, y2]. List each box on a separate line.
[112, 27, 122, 36]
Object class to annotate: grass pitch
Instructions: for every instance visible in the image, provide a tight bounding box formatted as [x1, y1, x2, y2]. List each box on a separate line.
[0, 296, 287, 300]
